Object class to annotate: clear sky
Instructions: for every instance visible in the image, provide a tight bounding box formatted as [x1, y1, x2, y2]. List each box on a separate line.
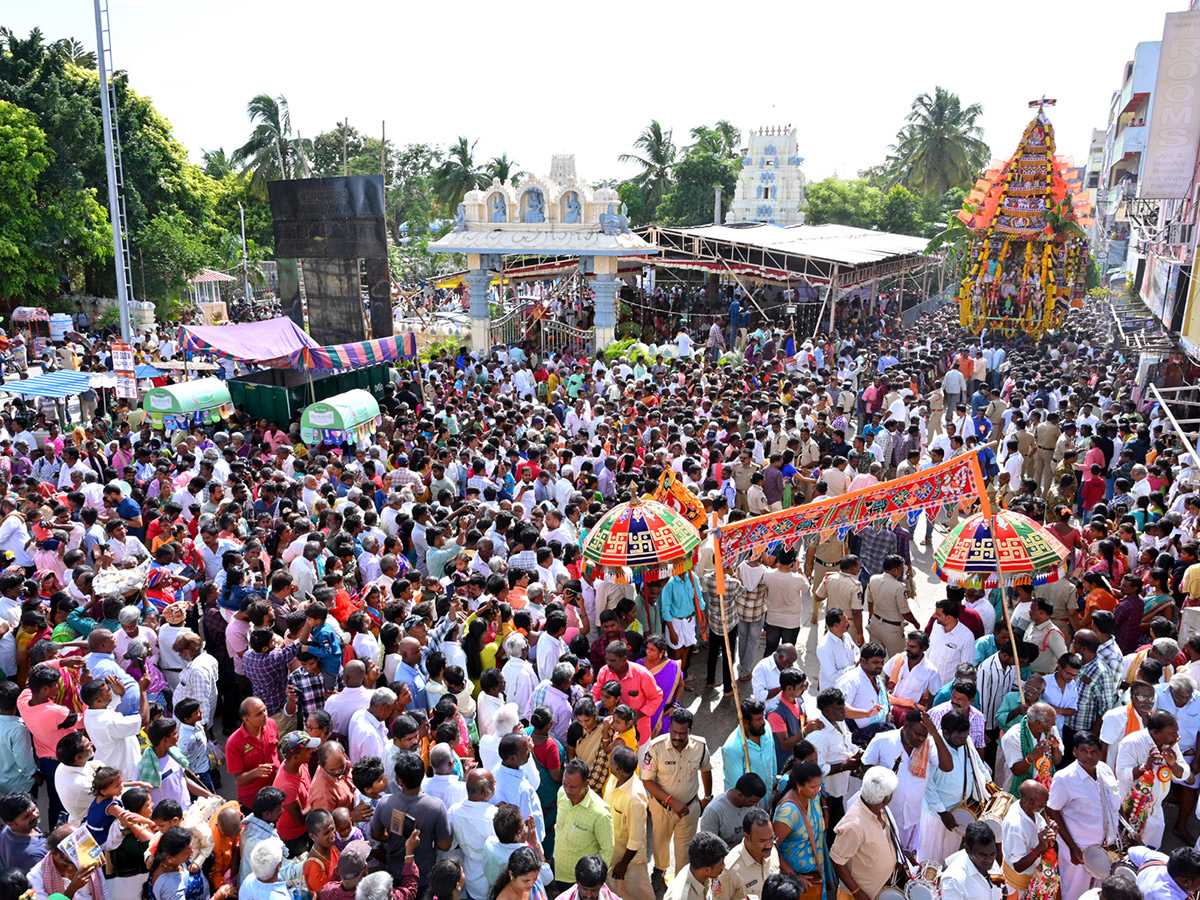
[7, 0, 1189, 185]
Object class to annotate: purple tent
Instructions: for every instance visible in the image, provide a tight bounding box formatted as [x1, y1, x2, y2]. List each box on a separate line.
[178, 318, 318, 365]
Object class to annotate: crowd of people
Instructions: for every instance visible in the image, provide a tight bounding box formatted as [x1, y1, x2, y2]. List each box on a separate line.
[0, 294, 1192, 900]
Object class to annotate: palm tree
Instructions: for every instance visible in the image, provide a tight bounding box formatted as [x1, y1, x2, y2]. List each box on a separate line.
[483, 154, 526, 187]
[433, 137, 487, 208]
[884, 87, 989, 199]
[201, 148, 234, 179]
[50, 37, 96, 69]
[688, 120, 741, 158]
[618, 120, 677, 217]
[232, 94, 311, 194]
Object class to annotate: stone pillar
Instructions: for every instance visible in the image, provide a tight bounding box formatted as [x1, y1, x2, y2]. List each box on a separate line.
[591, 255, 619, 350]
[465, 253, 496, 353]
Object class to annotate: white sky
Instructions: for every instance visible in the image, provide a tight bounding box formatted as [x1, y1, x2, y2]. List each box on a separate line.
[8, 0, 1190, 185]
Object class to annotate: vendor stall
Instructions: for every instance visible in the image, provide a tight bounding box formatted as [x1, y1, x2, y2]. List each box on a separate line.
[141, 377, 233, 430]
[12, 307, 49, 364]
[300, 389, 381, 447]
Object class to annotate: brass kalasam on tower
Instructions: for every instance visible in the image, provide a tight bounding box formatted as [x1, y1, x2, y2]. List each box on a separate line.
[955, 108, 1089, 338]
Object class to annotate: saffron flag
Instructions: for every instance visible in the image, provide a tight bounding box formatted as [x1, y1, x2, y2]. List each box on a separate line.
[647, 469, 708, 532]
[712, 451, 988, 593]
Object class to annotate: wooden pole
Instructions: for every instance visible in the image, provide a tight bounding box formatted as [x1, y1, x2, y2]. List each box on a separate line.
[714, 532, 752, 771]
[973, 454, 1024, 704]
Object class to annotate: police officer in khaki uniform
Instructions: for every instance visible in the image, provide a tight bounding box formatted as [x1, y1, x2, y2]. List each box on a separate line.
[1013, 417, 1036, 479]
[723, 809, 779, 900]
[662, 832, 745, 900]
[866, 554, 920, 657]
[642, 708, 714, 879]
[1032, 411, 1062, 495]
[805, 535, 848, 623]
[814, 556, 864, 642]
[728, 451, 759, 512]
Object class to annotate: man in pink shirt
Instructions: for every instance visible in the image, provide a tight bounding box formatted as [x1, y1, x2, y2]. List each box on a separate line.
[18, 663, 86, 826]
[591, 642, 663, 746]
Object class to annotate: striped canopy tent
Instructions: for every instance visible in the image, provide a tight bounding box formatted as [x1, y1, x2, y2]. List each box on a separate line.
[289, 333, 418, 371]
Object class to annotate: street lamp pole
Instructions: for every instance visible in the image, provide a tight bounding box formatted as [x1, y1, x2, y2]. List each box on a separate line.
[238, 201, 250, 303]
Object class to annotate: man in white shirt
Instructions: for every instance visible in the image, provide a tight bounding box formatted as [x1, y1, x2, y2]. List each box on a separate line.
[836, 643, 890, 736]
[324, 662, 375, 737]
[751, 645, 797, 702]
[82, 675, 147, 783]
[806, 690, 860, 814]
[1099, 683, 1155, 771]
[347, 689, 396, 765]
[998, 703, 1062, 794]
[940, 823, 1003, 900]
[1046, 732, 1121, 900]
[424, 744, 467, 809]
[449, 769, 498, 900]
[500, 633, 538, 721]
[1116, 709, 1191, 849]
[534, 612, 568, 683]
[1000, 780, 1055, 898]
[927, 599, 976, 685]
[816, 608, 860, 691]
[862, 710, 950, 852]
[884, 631, 941, 715]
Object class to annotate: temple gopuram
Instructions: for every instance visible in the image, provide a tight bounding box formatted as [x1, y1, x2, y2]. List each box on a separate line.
[956, 105, 1090, 339]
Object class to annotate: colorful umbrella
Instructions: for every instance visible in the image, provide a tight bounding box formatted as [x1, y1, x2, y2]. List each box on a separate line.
[934, 510, 1069, 588]
[582, 499, 702, 582]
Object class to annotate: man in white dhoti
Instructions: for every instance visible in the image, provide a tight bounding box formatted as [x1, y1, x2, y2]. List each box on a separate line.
[1115, 709, 1190, 849]
[1000, 781, 1055, 899]
[861, 708, 953, 852]
[1046, 732, 1121, 900]
[918, 709, 990, 862]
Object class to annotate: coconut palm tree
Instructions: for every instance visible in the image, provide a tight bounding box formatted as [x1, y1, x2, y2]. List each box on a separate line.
[50, 37, 96, 69]
[884, 87, 989, 200]
[618, 120, 677, 217]
[484, 153, 527, 187]
[232, 94, 311, 195]
[433, 137, 487, 208]
[688, 120, 742, 158]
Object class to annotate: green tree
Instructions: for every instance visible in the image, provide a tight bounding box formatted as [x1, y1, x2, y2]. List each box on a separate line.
[688, 120, 741, 158]
[432, 136, 486, 208]
[655, 152, 739, 226]
[877, 185, 926, 236]
[201, 148, 234, 179]
[232, 93, 311, 195]
[884, 87, 989, 199]
[804, 178, 883, 229]
[483, 153, 525, 187]
[617, 182, 646, 226]
[618, 120, 676, 220]
[134, 210, 209, 302]
[309, 121, 363, 177]
[0, 99, 108, 302]
[49, 37, 95, 70]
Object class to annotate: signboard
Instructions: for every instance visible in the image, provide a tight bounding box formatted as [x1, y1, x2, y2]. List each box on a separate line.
[111, 341, 138, 401]
[267, 176, 388, 259]
[1140, 11, 1200, 199]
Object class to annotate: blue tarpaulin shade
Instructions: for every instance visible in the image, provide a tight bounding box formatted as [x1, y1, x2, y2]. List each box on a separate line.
[1, 371, 93, 398]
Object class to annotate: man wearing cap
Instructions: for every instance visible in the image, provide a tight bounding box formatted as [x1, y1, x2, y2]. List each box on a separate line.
[274, 730, 320, 856]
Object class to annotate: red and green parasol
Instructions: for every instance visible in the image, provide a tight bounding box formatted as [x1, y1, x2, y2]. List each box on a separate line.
[582, 499, 702, 582]
[934, 510, 1068, 588]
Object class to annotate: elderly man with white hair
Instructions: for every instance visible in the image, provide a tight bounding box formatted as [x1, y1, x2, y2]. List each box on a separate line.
[999, 702, 1063, 794]
[500, 632, 538, 720]
[347, 687, 397, 764]
[830, 766, 903, 900]
[239, 838, 291, 900]
[1154, 672, 1200, 835]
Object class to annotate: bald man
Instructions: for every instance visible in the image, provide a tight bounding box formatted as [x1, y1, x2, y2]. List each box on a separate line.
[395, 637, 428, 711]
[1001, 780, 1056, 898]
[324, 660, 374, 737]
[450, 768, 498, 900]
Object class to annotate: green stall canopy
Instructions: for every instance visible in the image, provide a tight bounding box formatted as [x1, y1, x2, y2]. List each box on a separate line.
[142, 377, 234, 430]
[301, 389, 382, 447]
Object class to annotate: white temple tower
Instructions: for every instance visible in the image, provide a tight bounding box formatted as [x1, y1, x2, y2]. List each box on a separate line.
[726, 126, 806, 225]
